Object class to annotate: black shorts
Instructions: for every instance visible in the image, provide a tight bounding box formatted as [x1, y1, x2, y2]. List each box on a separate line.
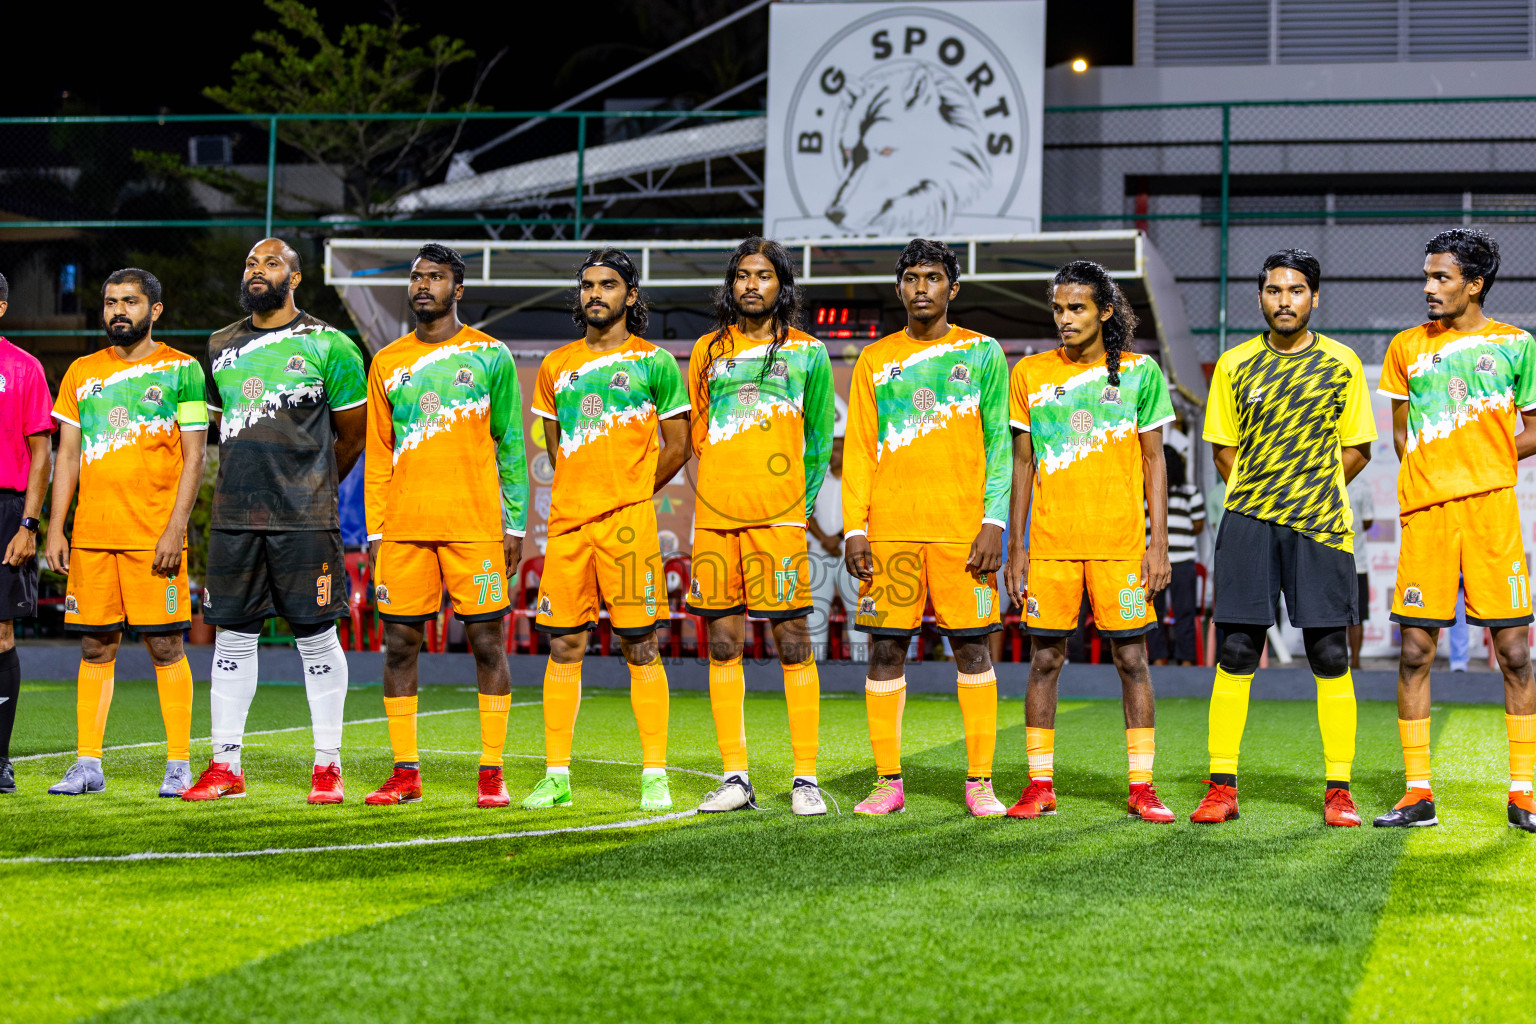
[203, 529, 347, 627]
[1213, 510, 1357, 628]
[0, 491, 36, 621]
[1357, 573, 1370, 622]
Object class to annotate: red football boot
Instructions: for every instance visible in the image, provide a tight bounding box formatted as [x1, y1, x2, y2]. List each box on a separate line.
[1127, 782, 1176, 823]
[181, 761, 246, 801]
[366, 766, 423, 806]
[477, 767, 510, 808]
[1324, 786, 1361, 827]
[308, 764, 344, 805]
[1190, 781, 1239, 823]
[1005, 778, 1057, 818]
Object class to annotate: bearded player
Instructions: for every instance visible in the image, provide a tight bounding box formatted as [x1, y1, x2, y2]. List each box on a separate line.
[686, 237, 834, 816]
[1372, 229, 1536, 832]
[1003, 261, 1176, 823]
[1193, 249, 1376, 827]
[183, 238, 367, 803]
[45, 268, 206, 798]
[362, 245, 527, 809]
[844, 238, 1011, 817]
[521, 248, 689, 812]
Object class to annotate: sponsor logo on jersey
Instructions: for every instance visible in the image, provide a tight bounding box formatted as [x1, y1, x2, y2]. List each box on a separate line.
[1402, 585, 1425, 609]
[1100, 385, 1120, 405]
[241, 376, 265, 401]
[912, 386, 937, 412]
[610, 371, 630, 391]
[398, 370, 412, 387]
[142, 385, 163, 405]
[375, 584, 390, 604]
[1477, 354, 1497, 374]
[1448, 376, 1469, 402]
[64, 595, 78, 614]
[888, 366, 902, 382]
[419, 391, 441, 415]
[858, 596, 877, 616]
[1070, 409, 1093, 433]
[90, 382, 104, 396]
[285, 355, 306, 374]
[1247, 387, 1264, 404]
[579, 393, 604, 417]
[107, 406, 131, 429]
[738, 382, 760, 406]
[1025, 595, 1039, 618]
[1515, 560, 1524, 573]
[1432, 353, 1442, 364]
[948, 364, 970, 384]
[1054, 385, 1066, 397]
[454, 368, 475, 387]
[538, 595, 552, 617]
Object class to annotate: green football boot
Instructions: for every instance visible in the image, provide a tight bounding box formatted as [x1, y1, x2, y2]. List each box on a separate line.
[520, 772, 573, 810]
[640, 772, 673, 811]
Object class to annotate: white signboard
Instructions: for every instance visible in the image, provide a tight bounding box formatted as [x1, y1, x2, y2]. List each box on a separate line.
[765, 1, 1045, 239]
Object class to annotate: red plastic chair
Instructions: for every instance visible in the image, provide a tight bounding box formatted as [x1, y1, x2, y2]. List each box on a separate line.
[507, 556, 545, 654]
[340, 551, 376, 652]
[663, 554, 708, 658]
[1193, 562, 1209, 666]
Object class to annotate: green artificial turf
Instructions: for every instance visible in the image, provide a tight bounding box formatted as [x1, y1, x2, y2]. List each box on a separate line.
[1, 674, 1532, 1023]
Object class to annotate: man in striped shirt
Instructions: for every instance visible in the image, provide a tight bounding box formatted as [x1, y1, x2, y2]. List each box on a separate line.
[1146, 445, 1205, 666]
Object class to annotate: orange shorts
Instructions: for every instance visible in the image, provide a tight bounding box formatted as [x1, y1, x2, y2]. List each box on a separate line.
[1392, 487, 1533, 628]
[535, 500, 665, 638]
[686, 526, 811, 620]
[1025, 558, 1155, 638]
[854, 540, 1000, 639]
[65, 547, 189, 633]
[375, 540, 510, 623]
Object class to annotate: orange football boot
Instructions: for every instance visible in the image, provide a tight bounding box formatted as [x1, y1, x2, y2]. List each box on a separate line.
[1005, 778, 1057, 818]
[1189, 781, 1239, 823]
[181, 761, 246, 801]
[366, 766, 423, 806]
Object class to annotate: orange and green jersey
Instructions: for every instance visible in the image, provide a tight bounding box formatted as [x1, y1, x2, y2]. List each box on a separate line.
[1204, 333, 1377, 552]
[1011, 348, 1175, 560]
[532, 336, 688, 537]
[687, 326, 834, 529]
[1379, 320, 1536, 514]
[365, 326, 527, 543]
[843, 325, 1010, 544]
[52, 343, 208, 550]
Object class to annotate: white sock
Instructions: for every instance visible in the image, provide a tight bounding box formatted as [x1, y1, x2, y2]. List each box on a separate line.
[1512, 780, 1534, 793]
[642, 767, 667, 778]
[209, 629, 260, 771]
[296, 626, 348, 768]
[80, 756, 101, 767]
[547, 766, 570, 776]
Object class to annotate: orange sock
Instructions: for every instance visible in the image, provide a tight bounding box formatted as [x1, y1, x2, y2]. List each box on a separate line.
[783, 658, 820, 778]
[1127, 727, 1155, 785]
[76, 660, 115, 759]
[383, 694, 418, 764]
[1507, 714, 1535, 788]
[709, 656, 748, 774]
[957, 668, 998, 778]
[478, 692, 510, 767]
[865, 676, 906, 776]
[543, 660, 582, 768]
[1399, 717, 1431, 790]
[154, 657, 193, 762]
[629, 658, 669, 770]
[1026, 726, 1054, 780]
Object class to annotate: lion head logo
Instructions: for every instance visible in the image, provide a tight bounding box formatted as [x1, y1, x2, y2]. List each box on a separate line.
[858, 596, 877, 616]
[142, 385, 163, 406]
[285, 355, 306, 374]
[948, 364, 970, 384]
[770, 360, 789, 379]
[1101, 386, 1120, 405]
[610, 371, 630, 392]
[64, 595, 78, 614]
[1477, 354, 1497, 373]
[454, 368, 474, 387]
[538, 595, 553, 616]
[374, 584, 390, 604]
[1402, 586, 1424, 609]
[1026, 595, 1039, 618]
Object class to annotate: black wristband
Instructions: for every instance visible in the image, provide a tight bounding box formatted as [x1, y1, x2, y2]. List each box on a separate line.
[20, 517, 39, 533]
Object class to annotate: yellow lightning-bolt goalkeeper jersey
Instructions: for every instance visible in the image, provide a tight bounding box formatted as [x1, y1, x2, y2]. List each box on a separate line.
[1203, 333, 1376, 552]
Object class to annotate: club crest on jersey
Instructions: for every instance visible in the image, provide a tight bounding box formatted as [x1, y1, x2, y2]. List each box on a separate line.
[689, 578, 702, 600]
[419, 391, 441, 416]
[142, 385, 163, 405]
[1448, 377, 1469, 402]
[770, 360, 789, 379]
[375, 584, 390, 604]
[859, 596, 877, 616]
[1477, 355, 1497, 374]
[538, 595, 552, 617]
[738, 382, 760, 406]
[285, 355, 306, 374]
[912, 386, 937, 412]
[610, 371, 630, 392]
[1026, 595, 1039, 618]
[454, 368, 475, 387]
[64, 595, 78, 615]
[1402, 585, 1425, 609]
[1100, 385, 1120, 405]
[948, 364, 970, 384]
[241, 376, 265, 401]
[580, 393, 605, 417]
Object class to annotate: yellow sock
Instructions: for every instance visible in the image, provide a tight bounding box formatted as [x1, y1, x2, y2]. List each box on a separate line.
[543, 660, 582, 768]
[1208, 666, 1253, 776]
[865, 676, 906, 776]
[708, 656, 748, 774]
[629, 658, 670, 771]
[76, 660, 115, 759]
[783, 658, 820, 778]
[383, 695, 419, 764]
[1127, 727, 1155, 785]
[1399, 717, 1431, 789]
[1026, 726, 1054, 779]
[478, 692, 511, 767]
[1317, 671, 1356, 783]
[957, 668, 998, 778]
[153, 657, 193, 762]
[1507, 714, 1535, 787]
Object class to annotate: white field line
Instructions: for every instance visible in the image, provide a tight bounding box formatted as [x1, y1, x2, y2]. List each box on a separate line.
[13, 703, 540, 763]
[419, 749, 725, 783]
[0, 810, 698, 865]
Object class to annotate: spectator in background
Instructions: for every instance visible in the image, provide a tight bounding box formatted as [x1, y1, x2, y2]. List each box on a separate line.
[806, 417, 862, 660]
[1146, 445, 1204, 665]
[1346, 476, 1375, 669]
